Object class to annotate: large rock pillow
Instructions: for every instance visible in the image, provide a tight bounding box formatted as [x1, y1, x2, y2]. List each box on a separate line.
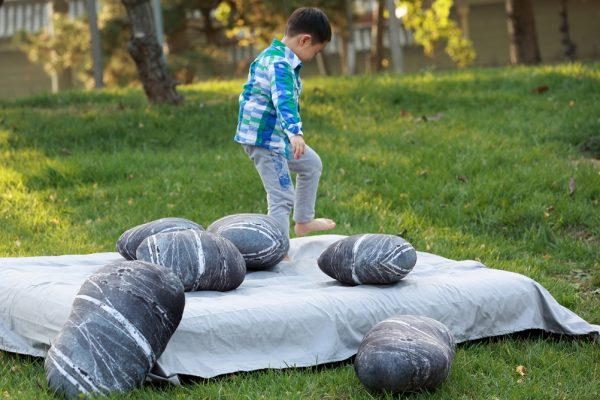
[207, 213, 289, 270]
[317, 234, 417, 285]
[45, 260, 185, 399]
[116, 217, 204, 260]
[354, 315, 455, 393]
[136, 230, 246, 292]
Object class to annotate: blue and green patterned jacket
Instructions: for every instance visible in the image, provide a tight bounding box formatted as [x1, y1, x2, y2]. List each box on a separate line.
[235, 39, 303, 159]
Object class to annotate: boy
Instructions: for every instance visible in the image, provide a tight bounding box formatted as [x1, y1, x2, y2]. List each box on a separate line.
[235, 7, 336, 238]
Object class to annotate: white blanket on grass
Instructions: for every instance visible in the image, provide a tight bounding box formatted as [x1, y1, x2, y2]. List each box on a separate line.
[1, 235, 598, 380]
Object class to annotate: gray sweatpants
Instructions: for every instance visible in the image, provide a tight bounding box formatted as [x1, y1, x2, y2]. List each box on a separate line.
[243, 144, 322, 238]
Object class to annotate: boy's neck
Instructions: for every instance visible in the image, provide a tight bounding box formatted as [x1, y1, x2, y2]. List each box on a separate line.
[281, 36, 296, 53]
[281, 34, 309, 57]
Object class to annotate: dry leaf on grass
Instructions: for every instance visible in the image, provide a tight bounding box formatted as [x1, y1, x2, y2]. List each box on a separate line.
[532, 85, 549, 94]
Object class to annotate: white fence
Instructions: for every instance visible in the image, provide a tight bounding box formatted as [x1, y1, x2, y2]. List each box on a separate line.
[0, 0, 86, 39]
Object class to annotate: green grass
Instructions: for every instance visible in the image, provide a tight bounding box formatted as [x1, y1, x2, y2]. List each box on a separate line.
[1, 63, 599, 399]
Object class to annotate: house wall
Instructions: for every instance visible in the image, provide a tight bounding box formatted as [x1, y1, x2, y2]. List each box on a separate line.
[0, 41, 52, 98]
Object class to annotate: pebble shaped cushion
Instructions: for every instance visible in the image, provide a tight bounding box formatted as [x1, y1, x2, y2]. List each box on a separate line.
[317, 234, 417, 285]
[45, 260, 185, 399]
[207, 214, 289, 270]
[136, 230, 246, 292]
[354, 315, 455, 393]
[116, 217, 204, 260]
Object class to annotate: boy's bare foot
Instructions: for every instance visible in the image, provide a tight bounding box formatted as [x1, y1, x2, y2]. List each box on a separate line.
[294, 218, 336, 237]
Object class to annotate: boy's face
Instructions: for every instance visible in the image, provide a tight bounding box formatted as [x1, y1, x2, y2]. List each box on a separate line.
[295, 34, 328, 62]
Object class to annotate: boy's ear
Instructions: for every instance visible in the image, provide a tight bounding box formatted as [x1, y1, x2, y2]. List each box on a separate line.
[298, 34, 313, 47]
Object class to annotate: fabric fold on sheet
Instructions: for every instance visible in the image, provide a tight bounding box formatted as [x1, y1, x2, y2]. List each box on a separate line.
[1, 235, 598, 380]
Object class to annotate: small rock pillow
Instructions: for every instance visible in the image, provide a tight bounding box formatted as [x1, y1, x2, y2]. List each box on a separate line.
[207, 213, 289, 270]
[317, 234, 417, 285]
[354, 315, 455, 393]
[45, 260, 185, 399]
[116, 217, 204, 260]
[136, 230, 246, 292]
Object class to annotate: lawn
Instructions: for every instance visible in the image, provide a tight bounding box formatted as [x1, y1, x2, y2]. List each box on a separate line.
[0, 63, 599, 399]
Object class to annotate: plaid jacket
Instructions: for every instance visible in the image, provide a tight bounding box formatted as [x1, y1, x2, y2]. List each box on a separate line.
[235, 39, 303, 159]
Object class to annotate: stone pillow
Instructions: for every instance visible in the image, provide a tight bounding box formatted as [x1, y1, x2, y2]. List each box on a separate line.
[136, 230, 246, 292]
[207, 213, 289, 270]
[116, 217, 204, 260]
[45, 260, 185, 399]
[317, 234, 417, 285]
[354, 314, 455, 393]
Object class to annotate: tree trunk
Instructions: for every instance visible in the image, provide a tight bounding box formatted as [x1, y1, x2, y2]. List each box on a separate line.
[316, 52, 330, 76]
[122, 0, 184, 105]
[369, 0, 384, 73]
[505, 0, 541, 65]
[86, 0, 104, 88]
[559, 0, 577, 60]
[51, 0, 73, 91]
[345, 0, 356, 75]
[385, 0, 404, 73]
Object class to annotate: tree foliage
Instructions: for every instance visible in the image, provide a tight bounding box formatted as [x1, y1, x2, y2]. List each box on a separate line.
[401, 0, 475, 67]
[14, 0, 476, 88]
[13, 13, 91, 86]
[14, 0, 138, 88]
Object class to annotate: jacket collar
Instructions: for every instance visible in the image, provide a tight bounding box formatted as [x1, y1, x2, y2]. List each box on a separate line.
[271, 39, 303, 69]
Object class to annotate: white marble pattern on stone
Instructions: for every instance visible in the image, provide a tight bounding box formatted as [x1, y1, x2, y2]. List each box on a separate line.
[354, 315, 455, 393]
[116, 217, 204, 260]
[207, 214, 289, 270]
[136, 230, 246, 292]
[44, 260, 185, 399]
[317, 234, 417, 285]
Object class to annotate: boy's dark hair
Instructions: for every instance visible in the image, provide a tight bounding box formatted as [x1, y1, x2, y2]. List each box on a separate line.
[285, 7, 332, 44]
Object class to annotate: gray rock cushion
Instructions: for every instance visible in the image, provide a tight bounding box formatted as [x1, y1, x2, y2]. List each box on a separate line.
[207, 213, 289, 270]
[136, 230, 246, 292]
[116, 217, 204, 260]
[354, 315, 455, 393]
[317, 234, 417, 285]
[45, 260, 185, 399]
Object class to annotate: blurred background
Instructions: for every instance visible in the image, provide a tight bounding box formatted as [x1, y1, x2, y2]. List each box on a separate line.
[1, 0, 599, 99]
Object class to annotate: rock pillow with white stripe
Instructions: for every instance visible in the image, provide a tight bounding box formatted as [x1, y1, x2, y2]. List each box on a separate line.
[317, 234, 417, 285]
[207, 214, 289, 270]
[44, 260, 185, 399]
[136, 230, 246, 292]
[354, 315, 455, 394]
[116, 217, 204, 260]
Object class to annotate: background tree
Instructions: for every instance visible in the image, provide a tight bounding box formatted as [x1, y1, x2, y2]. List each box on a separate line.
[369, 0, 385, 73]
[505, 0, 541, 64]
[559, 0, 576, 61]
[14, 1, 91, 91]
[401, 0, 475, 68]
[15, 0, 476, 88]
[121, 0, 184, 105]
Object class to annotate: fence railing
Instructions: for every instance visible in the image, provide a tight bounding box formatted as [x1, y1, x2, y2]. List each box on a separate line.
[0, 0, 87, 39]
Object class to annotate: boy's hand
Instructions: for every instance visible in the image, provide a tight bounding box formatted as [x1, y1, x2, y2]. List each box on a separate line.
[290, 135, 306, 160]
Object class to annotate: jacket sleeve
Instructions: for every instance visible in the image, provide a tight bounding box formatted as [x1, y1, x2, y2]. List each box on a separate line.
[269, 60, 303, 138]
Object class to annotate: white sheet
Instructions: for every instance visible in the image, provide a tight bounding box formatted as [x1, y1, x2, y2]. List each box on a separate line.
[1, 235, 598, 380]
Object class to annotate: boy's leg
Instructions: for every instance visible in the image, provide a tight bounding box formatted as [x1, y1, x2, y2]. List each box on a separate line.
[288, 145, 336, 236]
[287, 145, 321, 223]
[243, 145, 294, 238]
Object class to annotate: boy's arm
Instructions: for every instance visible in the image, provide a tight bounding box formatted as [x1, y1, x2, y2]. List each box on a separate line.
[269, 61, 303, 140]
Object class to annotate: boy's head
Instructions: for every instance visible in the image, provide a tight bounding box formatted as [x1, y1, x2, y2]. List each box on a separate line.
[283, 7, 331, 62]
